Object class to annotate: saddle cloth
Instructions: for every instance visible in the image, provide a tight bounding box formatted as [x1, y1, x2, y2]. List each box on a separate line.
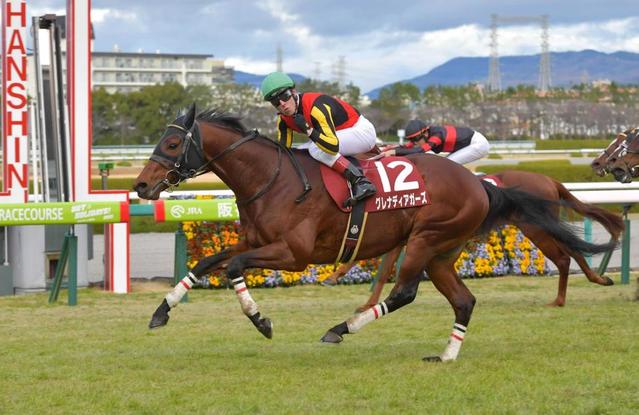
[321, 156, 429, 213]
[478, 174, 504, 187]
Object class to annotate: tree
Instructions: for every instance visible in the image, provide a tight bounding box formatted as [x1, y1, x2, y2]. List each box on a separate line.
[296, 79, 361, 106]
[367, 82, 420, 135]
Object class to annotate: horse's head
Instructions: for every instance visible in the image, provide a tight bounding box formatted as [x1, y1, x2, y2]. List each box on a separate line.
[607, 128, 639, 183]
[590, 132, 627, 177]
[134, 103, 207, 199]
[134, 104, 256, 200]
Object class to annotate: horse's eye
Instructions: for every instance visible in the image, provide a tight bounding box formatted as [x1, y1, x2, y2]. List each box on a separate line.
[168, 143, 178, 150]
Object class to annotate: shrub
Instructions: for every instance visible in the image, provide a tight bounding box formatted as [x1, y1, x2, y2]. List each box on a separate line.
[184, 221, 548, 289]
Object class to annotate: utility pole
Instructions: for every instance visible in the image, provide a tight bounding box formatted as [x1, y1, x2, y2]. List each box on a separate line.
[538, 15, 551, 93]
[334, 56, 346, 90]
[276, 43, 283, 72]
[313, 61, 321, 80]
[488, 14, 501, 92]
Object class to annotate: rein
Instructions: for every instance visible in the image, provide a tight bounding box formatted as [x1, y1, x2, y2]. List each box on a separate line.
[151, 120, 311, 205]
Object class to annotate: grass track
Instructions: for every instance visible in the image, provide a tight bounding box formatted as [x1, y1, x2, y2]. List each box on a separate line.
[1, 275, 638, 414]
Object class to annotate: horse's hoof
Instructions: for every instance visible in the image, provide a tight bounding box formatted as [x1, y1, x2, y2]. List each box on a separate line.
[422, 355, 442, 363]
[257, 318, 273, 339]
[321, 278, 337, 287]
[148, 299, 171, 329]
[149, 313, 169, 329]
[602, 276, 615, 286]
[320, 330, 343, 344]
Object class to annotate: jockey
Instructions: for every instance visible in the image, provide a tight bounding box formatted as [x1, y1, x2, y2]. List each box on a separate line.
[382, 119, 490, 164]
[260, 71, 376, 206]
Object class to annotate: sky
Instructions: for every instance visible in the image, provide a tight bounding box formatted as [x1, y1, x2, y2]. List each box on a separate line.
[22, 0, 639, 92]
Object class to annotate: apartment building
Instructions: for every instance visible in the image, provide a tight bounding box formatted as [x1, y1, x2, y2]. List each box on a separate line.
[16, 16, 234, 94]
[92, 50, 234, 93]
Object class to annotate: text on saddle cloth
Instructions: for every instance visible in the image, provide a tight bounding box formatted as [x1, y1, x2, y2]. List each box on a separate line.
[321, 156, 430, 213]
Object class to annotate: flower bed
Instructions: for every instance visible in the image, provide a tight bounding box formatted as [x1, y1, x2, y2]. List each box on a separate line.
[183, 221, 549, 289]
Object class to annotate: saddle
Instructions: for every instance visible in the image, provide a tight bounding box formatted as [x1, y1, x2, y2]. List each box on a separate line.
[321, 156, 429, 213]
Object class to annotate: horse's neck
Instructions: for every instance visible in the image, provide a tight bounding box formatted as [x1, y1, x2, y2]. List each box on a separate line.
[205, 132, 281, 204]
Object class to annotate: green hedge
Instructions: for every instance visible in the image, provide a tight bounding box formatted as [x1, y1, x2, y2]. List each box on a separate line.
[478, 160, 614, 183]
[535, 139, 611, 150]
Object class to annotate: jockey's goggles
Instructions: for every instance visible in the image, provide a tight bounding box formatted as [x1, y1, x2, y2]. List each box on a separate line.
[268, 89, 294, 107]
[406, 127, 429, 141]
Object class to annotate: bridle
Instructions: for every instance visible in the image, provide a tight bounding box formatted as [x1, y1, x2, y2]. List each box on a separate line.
[149, 119, 311, 205]
[150, 122, 210, 187]
[610, 132, 639, 178]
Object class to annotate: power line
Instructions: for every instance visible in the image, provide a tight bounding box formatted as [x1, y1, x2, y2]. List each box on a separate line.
[487, 14, 552, 93]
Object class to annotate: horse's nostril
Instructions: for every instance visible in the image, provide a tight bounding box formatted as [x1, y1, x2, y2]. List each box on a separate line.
[134, 182, 148, 192]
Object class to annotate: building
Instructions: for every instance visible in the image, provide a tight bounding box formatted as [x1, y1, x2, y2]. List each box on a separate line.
[23, 16, 233, 94]
[92, 50, 234, 93]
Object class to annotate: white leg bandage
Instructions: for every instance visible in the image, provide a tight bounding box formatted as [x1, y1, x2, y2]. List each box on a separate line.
[440, 323, 467, 361]
[232, 277, 259, 316]
[165, 272, 197, 308]
[346, 302, 389, 333]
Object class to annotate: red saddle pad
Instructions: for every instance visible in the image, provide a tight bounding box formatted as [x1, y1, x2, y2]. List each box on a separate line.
[320, 156, 429, 213]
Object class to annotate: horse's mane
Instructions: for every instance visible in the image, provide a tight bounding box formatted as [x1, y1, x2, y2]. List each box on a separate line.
[196, 108, 248, 135]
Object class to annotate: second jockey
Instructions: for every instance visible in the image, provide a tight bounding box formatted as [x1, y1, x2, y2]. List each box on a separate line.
[382, 119, 490, 165]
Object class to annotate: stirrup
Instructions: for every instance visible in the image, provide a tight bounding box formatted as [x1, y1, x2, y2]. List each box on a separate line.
[342, 189, 375, 208]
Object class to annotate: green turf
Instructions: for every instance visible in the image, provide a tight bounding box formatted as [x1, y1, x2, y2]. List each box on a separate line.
[1, 275, 638, 414]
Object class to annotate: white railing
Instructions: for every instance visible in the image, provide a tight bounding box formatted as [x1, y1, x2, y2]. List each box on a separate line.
[88, 142, 602, 161]
[127, 183, 639, 205]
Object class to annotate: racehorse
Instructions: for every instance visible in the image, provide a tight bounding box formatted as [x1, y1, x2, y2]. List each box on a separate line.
[133, 104, 616, 362]
[607, 128, 639, 183]
[328, 170, 623, 311]
[590, 128, 636, 177]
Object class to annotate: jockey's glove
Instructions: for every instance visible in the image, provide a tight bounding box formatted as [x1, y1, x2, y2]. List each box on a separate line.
[293, 113, 311, 133]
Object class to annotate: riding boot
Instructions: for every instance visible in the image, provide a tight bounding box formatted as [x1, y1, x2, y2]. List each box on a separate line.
[333, 155, 376, 207]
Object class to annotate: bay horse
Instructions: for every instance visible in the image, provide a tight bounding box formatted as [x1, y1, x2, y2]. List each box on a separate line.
[607, 128, 639, 183]
[591, 128, 639, 177]
[133, 104, 616, 362]
[328, 170, 623, 311]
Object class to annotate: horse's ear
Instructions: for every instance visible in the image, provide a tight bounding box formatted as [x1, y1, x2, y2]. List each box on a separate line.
[184, 102, 196, 129]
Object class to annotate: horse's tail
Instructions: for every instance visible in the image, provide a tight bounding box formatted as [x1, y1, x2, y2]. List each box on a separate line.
[479, 181, 617, 255]
[554, 180, 625, 240]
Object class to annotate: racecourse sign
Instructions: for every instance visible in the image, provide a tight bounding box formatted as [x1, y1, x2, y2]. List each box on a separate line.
[0, 201, 129, 225]
[153, 199, 240, 222]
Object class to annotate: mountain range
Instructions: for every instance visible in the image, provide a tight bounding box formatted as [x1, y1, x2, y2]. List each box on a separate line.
[233, 50, 639, 99]
[234, 71, 307, 91]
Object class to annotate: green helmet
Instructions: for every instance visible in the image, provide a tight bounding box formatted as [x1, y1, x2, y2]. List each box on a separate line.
[260, 72, 295, 100]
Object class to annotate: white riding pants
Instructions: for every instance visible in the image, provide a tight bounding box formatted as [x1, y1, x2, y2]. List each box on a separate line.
[446, 131, 490, 165]
[298, 116, 377, 167]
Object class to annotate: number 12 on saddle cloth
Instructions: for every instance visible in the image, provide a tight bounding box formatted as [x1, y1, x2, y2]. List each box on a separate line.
[320, 156, 430, 213]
